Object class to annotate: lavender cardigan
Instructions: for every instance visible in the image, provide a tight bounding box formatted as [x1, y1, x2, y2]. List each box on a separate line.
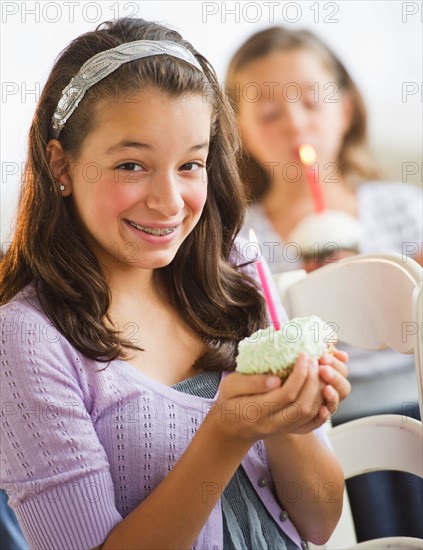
[0, 245, 329, 549]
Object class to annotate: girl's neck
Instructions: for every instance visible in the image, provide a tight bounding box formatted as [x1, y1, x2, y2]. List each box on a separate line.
[264, 175, 309, 205]
[103, 262, 159, 309]
[262, 170, 354, 213]
[260, 172, 358, 242]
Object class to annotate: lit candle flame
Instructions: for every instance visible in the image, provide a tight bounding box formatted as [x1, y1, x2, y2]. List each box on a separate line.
[298, 144, 316, 166]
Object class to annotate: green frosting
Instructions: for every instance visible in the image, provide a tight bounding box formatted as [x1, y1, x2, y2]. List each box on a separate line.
[236, 315, 336, 375]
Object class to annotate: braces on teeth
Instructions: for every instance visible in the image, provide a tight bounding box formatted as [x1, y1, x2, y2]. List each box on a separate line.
[127, 220, 178, 235]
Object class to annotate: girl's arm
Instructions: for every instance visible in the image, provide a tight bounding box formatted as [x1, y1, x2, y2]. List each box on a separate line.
[97, 355, 343, 550]
[1, 305, 272, 550]
[94, 417, 251, 550]
[2, 306, 347, 550]
[265, 432, 343, 546]
[264, 349, 350, 545]
[93, 371, 286, 550]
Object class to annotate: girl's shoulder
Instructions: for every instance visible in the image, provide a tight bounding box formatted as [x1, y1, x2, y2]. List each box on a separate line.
[1, 283, 90, 386]
[2, 282, 44, 319]
[357, 181, 422, 248]
[229, 235, 260, 281]
[241, 203, 268, 235]
[358, 180, 422, 224]
[358, 180, 422, 204]
[1, 283, 53, 344]
[1, 283, 64, 342]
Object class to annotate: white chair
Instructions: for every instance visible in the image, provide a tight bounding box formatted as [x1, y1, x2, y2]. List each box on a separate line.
[273, 253, 423, 549]
[347, 537, 423, 549]
[274, 253, 423, 418]
[327, 414, 423, 549]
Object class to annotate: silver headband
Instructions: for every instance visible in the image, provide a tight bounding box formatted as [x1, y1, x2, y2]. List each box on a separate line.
[51, 40, 204, 139]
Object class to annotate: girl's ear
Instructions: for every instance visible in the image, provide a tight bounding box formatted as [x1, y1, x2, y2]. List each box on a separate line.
[46, 139, 73, 196]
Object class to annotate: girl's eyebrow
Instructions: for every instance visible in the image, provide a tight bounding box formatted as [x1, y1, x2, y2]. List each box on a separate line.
[105, 140, 209, 155]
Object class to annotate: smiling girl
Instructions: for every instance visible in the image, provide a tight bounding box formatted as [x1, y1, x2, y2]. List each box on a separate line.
[0, 18, 349, 550]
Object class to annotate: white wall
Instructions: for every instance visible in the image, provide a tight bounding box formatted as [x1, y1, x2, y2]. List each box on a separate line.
[1, 0, 422, 248]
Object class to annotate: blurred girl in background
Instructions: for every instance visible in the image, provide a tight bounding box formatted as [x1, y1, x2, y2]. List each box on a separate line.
[226, 26, 423, 542]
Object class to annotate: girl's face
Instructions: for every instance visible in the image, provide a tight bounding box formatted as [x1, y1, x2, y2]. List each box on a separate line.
[236, 48, 352, 175]
[66, 89, 210, 274]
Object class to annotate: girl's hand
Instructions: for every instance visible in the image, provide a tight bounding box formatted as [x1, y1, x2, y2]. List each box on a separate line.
[207, 352, 327, 447]
[318, 348, 351, 419]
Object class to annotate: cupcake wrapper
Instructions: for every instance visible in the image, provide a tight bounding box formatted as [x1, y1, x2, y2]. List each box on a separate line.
[268, 341, 337, 384]
[275, 364, 295, 384]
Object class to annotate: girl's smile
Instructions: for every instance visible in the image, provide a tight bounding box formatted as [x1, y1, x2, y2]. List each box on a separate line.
[123, 218, 181, 243]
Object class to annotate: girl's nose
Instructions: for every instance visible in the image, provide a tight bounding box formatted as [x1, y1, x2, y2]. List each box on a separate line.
[280, 103, 308, 138]
[145, 172, 184, 217]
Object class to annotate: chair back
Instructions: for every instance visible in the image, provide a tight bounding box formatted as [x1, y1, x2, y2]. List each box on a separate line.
[274, 253, 423, 413]
[273, 254, 423, 549]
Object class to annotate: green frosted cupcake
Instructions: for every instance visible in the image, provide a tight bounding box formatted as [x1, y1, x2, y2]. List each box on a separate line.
[236, 315, 337, 383]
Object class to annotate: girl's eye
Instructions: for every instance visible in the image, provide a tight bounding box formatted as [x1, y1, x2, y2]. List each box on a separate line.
[303, 100, 318, 110]
[258, 107, 281, 124]
[260, 113, 279, 123]
[303, 94, 321, 110]
[179, 162, 205, 172]
[117, 162, 144, 171]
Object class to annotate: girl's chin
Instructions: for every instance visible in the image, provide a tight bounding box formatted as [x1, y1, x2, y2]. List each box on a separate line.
[122, 252, 178, 270]
[99, 244, 180, 272]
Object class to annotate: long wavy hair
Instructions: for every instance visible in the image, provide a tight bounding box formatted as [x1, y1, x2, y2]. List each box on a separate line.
[0, 17, 267, 371]
[226, 26, 380, 201]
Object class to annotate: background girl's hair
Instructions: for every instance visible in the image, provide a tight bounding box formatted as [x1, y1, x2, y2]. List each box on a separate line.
[0, 17, 267, 371]
[225, 26, 380, 201]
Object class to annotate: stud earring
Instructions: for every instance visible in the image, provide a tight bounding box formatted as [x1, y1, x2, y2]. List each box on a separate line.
[60, 185, 65, 191]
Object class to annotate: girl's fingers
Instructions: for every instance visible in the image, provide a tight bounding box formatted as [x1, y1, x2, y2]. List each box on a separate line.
[333, 348, 349, 362]
[324, 347, 349, 363]
[318, 403, 335, 423]
[224, 372, 281, 398]
[322, 385, 340, 419]
[278, 355, 325, 425]
[274, 352, 310, 402]
[322, 382, 336, 400]
[319, 353, 348, 378]
[322, 384, 339, 407]
[319, 366, 351, 402]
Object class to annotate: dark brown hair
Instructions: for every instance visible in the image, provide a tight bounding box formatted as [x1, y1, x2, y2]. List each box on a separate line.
[0, 17, 267, 371]
[226, 26, 380, 201]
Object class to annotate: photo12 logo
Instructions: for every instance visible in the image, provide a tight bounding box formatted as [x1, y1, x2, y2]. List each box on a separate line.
[202, 1, 340, 24]
[402, 2, 423, 23]
[1, 2, 140, 24]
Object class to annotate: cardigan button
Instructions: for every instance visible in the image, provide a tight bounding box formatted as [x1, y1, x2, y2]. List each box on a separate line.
[279, 510, 288, 522]
[257, 477, 267, 488]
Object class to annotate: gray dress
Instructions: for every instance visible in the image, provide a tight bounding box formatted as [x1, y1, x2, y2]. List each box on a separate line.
[173, 371, 300, 550]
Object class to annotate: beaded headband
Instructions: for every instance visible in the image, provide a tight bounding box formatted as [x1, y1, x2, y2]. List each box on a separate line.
[50, 40, 204, 139]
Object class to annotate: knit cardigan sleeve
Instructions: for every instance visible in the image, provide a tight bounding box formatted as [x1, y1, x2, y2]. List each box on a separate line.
[0, 298, 122, 550]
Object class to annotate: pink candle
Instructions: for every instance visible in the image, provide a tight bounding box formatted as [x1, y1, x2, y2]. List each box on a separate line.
[299, 144, 326, 213]
[249, 229, 281, 331]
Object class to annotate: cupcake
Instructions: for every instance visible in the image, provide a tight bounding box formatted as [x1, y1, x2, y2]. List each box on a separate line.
[236, 315, 337, 383]
[287, 211, 363, 272]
